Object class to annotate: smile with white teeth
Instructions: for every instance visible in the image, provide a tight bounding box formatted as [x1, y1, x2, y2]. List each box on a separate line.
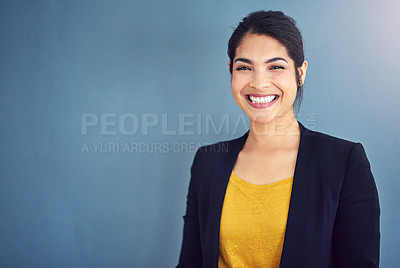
[248, 95, 277, 104]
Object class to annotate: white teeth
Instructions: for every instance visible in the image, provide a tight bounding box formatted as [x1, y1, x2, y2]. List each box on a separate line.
[249, 95, 276, 104]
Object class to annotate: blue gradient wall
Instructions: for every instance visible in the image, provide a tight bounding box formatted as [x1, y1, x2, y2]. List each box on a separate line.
[1, 0, 399, 267]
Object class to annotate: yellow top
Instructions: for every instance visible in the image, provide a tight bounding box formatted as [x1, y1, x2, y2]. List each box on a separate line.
[218, 171, 293, 268]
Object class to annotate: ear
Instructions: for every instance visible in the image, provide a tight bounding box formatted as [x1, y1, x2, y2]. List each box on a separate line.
[228, 61, 231, 71]
[298, 60, 308, 85]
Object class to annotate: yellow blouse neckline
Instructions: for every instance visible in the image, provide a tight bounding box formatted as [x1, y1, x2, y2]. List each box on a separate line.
[231, 171, 293, 189]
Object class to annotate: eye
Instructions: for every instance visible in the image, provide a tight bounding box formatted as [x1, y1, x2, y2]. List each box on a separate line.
[236, 66, 251, 71]
[270, 65, 284, 70]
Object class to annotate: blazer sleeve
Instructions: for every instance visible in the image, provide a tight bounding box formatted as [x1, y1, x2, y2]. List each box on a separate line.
[176, 149, 203, 268]
[332, 143, 380, 267]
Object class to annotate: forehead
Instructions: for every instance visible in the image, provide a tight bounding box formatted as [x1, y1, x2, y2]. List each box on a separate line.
[235, 34, 290, 59]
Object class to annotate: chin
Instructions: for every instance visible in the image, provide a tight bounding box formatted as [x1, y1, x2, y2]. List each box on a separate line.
[249, 114, 276, 124]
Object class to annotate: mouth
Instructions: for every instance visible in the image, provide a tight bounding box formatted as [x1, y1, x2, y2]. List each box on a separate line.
[245, 94, 279, 109]
[247, 94, 278, 104]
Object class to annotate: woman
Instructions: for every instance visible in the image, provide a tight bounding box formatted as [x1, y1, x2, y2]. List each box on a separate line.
[177, 10, 380, 268]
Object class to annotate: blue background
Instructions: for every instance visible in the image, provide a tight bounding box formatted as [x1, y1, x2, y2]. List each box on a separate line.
[1, 0, 399, 267]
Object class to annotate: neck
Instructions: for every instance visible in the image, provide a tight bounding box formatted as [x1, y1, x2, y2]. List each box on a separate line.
[247, 111, 300, 148]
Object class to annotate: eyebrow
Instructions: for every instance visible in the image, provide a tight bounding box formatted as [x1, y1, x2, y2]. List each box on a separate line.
[234, 57, 288, 64]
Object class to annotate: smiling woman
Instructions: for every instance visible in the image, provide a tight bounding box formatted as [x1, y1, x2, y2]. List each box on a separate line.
[177, 10, 380, 268]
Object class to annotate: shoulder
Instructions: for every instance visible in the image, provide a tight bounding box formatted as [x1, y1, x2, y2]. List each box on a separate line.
[187, 133, 248, 193]
[301, 125, 355, 149]
[300, 124, 362, 159]
[191, 132, 248, 171]
[299, 123, 372, 175]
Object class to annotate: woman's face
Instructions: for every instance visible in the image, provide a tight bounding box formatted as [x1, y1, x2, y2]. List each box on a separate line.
[231, 33, 307, 125]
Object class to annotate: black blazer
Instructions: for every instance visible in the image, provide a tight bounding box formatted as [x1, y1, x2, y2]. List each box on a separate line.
[177, 123, 380, 268]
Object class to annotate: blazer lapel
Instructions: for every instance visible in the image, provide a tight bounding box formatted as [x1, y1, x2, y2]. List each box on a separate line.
[207, 133, 249, 267]
[279, 123, 315, 267]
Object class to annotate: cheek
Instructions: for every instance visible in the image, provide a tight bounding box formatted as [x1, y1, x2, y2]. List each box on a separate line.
[231, 74, 245, 94]
[230, 77, 245, 107]
[275, 73, 298, 94]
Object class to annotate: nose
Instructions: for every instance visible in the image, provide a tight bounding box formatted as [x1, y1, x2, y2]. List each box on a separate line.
[249, 71, 272, 90]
